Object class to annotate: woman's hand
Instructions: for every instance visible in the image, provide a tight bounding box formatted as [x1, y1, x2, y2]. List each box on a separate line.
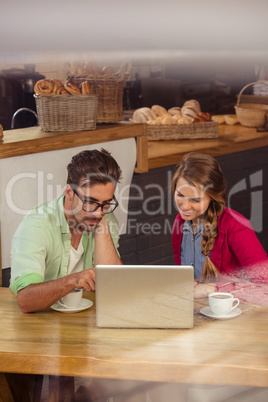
[194, 281, 216, 298]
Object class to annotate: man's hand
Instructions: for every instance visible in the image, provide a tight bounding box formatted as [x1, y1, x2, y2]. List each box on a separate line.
[194, 281, 216, 298]
[17, 268, 95, 313]
[73, 268, 95, 291]
[94, 215, 122, 266]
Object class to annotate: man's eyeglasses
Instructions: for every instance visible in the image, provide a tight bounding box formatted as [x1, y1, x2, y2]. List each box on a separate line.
[72, 187, 118, 214]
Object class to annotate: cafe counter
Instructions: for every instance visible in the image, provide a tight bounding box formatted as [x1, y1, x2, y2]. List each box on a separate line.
[1, 122, 268, 172]
[147, 123, 268, 169]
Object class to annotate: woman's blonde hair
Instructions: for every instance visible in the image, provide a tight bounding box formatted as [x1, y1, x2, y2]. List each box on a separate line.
[171, 152, 226, 281]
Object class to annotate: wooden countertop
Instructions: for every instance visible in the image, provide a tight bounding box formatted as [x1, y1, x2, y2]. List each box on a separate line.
[148, 124, 268, 169]
[0, 122, 148, 173]
[1, 123, 268, 173]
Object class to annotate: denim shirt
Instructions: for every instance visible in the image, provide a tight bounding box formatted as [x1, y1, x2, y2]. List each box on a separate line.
[181, 220, 205, 279]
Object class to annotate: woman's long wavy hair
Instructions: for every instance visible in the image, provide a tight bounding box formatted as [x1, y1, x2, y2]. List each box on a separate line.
[171, 152, 226, 281]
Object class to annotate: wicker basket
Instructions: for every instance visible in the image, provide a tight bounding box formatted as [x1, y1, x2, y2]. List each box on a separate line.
[34, 94, 98, 132]
[146, 121, 218, 141]
[235, 81, 268, 128]
[68, 60, 131, 123]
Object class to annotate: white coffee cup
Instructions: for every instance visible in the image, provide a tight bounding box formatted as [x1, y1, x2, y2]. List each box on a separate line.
[58, 289, 83, 309]
[209, 292, 240, 316]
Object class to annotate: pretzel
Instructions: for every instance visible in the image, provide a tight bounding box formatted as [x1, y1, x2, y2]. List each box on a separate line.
[64, 81, 81, 95]
[34, 79, 54, 95]
[81, 81, 94, 94]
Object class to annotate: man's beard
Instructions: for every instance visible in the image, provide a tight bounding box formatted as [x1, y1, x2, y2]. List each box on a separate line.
[69, 216, 102, 233]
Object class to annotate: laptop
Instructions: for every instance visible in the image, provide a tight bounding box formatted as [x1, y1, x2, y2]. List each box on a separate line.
[95, 265, 194, 329]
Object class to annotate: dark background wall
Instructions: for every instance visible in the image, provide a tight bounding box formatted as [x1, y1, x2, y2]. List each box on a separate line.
[2, 146, 268, 287]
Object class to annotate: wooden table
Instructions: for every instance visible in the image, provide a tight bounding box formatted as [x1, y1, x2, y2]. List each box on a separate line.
[0, 287, 267, 396]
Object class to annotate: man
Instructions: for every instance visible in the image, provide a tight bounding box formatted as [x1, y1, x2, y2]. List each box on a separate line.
[10, 148, 122, 313]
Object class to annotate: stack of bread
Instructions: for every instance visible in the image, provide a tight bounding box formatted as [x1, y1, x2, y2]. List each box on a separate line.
[67, 59, 116, 77]
[131, 100, 212, 125]
[34, 79, 94, 95]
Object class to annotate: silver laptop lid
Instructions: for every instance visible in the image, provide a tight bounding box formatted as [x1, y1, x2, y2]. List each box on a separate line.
[95, 265, 194, 329]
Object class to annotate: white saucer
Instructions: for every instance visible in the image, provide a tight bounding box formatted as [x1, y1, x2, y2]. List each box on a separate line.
[51, 298, 93, 313]
[200, 306, 242, 320]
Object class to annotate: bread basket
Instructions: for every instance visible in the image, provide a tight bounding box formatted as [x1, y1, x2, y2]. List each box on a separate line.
[34, 94, 98, 132]
[146, 121, 218, 140]
[68, 60, 131, 123]
[235, 81, 268, 127]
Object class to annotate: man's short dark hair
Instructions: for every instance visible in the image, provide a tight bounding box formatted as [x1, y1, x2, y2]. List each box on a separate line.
[67, 148, 122, 188]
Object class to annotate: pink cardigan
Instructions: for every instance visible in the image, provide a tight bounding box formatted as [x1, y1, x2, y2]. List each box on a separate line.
[172, 207, 267, 282]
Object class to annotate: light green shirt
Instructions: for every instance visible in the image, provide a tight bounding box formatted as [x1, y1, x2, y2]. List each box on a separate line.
[10, 194, 120, 294]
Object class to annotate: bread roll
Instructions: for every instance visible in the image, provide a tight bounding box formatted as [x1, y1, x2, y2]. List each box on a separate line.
[177, 117, 192, 125]
[102, 65, 115, 75]
[168, 107, 181, 117]
[181, 105, 198, 119]
[70, 62, 83, 75]
[172, 114, 180, 123]
[224, 114, 239, 125]
[132, 107, 156, 123]
[151, 105, 167, 117]
[183, 99, 201, 114]
[85, 60, 101, 76]
[198, 112, 211, 121]
[211, 115, 225, 124]
[77, 67, 89, 75]
[161, 115, 174, 125]
[192, 116, 206, 123]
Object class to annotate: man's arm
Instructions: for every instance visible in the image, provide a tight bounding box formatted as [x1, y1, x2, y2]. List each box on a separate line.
[94, 215, 122, 266]
[17, 269, 95, 313]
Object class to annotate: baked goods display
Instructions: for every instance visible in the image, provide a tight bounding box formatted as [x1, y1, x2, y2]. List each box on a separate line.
[67, 58, 118, 78]
[66, 59, 131, 123]
[33, 77, 98, 132]
[131, 100, 212, 125]
[132, 101, 240, 128]
[34, 79, 94, 96]
[130, 100, 219, 141]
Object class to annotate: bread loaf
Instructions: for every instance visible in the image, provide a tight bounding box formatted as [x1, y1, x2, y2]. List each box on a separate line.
[132, 107, 156, 123]
[183, 100, 201, 114]
[168, 107, 181, 117]
[102, 65, 115, 75]
[161, 115, 174, 125]
[70, 62, 83, 75]
[151, 105, 167, 117]
[178, 117, 192, 125]
[181, 105, 198, 119]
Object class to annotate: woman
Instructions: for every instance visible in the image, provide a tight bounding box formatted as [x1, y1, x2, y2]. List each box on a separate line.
[171, 152, 267, 296]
